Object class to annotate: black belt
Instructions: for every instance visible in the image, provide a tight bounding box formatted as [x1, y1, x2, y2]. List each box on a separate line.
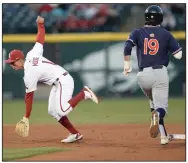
[139, 65, 163, 72]
[52, 72, 68, 85]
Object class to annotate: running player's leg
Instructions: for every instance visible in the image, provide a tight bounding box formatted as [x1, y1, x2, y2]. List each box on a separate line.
[137, 68, 160, 138]
[137, 70, 155, 112]
[152, 67, 169, 144]
[141, 88, 155, 112]
[139, 88, 161, 138]
[137, 85, 160, 138]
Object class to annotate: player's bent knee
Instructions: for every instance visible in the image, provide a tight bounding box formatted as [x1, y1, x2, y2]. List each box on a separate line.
[48, 110, 61, 121]
[156, 108, 166, 118]
[59, 103, 73, 116]
[60, 107, 73, 117]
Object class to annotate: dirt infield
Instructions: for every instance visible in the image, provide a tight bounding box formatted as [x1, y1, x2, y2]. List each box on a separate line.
[3, 124, 185, 161]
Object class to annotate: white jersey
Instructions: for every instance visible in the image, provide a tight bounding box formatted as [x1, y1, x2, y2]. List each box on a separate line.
[23, 42, 67, 93]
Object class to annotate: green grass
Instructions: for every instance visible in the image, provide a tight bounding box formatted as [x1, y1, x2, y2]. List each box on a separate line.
[3, 147, 66, 161]
[3, 98, 185, 124]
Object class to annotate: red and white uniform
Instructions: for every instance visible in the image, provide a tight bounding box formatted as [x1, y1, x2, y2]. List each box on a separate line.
[5, 20, 99, 143]
[24, 42, 74, 121]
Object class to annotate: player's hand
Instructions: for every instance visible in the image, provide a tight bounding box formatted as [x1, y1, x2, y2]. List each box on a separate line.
[36, 16, 44, 24]
[21, 117, 29, 123]
[123, 60, 132, 76]
[123, 67, 132, 76]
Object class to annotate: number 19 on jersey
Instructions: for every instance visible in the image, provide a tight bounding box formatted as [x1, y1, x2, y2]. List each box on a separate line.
[144, 38, 159, 55]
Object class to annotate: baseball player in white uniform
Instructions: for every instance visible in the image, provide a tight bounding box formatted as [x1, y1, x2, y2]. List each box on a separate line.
[5, 16, 99, 143]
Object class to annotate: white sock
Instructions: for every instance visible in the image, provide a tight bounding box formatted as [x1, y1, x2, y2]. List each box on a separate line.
[159, 124, 167, 137]
[83, 91, 91, 99]
[157, 111, 167, 137]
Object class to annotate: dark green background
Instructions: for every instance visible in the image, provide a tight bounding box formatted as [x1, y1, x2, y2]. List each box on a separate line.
[3, 40, 185, 98]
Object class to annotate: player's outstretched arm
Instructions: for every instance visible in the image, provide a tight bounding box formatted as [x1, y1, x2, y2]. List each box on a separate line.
[24, 91, 34, 118]
[15, 91, 34, 137]
[26, 16, 45, 57]
[36, 16, 45, 45]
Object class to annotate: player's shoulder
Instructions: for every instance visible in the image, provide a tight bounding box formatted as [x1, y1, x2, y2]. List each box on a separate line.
[160, 27, 172, 34]
[26, 49, 38, 59]
[128, 28, 140, 38]
[130, 28, 140, 33]
[25, 51, 32, 59]
[26, 42, 43, 58]
[136, 27, 144, 31]
[159, 28, 174, 39]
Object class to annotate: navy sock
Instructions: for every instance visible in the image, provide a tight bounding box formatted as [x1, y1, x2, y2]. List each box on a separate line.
[159, 118, 168, 136]
[156, 108, 166, 118]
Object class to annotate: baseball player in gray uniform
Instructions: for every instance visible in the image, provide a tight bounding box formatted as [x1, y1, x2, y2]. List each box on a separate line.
[123, 5, 182, 145]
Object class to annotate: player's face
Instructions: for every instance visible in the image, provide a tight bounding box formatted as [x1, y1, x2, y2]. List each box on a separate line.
[10, 60, 24, 70]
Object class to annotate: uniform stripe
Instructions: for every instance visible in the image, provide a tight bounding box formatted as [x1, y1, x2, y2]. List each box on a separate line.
[59, 81, 72, 112]
[172, 48, 182, 55]
[42, 60, 56, 65]
[127, 39, 136, 46]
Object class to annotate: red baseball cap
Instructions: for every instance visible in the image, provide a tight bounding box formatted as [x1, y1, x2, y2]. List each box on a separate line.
[5, 50, 24, 64]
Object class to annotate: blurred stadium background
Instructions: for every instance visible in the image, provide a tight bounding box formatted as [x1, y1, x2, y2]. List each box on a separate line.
[3, 3, 185, 99]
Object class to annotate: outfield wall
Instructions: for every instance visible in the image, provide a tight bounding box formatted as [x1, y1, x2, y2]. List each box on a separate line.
[3, 32, 186, 99]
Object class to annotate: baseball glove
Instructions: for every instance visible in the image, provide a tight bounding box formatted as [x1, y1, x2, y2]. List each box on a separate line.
[15, 117, 29, 137]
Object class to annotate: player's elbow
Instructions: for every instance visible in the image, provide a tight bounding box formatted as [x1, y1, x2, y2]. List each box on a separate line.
[174, 51, 182, 59]
[124, 42, 133, 56]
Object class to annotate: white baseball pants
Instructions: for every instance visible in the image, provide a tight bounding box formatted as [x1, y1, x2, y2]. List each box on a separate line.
[48, 74, 74, 121]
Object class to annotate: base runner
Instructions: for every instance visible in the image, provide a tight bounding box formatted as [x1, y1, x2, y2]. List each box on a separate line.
[5, 16, 99, 143]
[123, 5, 183, 145]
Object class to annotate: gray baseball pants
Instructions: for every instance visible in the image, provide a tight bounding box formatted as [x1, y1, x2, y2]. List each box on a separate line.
[137, 66, 169, 112]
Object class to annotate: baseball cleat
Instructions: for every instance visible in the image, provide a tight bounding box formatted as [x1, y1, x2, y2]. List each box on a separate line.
[83, 86, 99, 104]
[149, 111, 159, 138]
[160, 136, 169, 145]
[61, 133, 83, 143]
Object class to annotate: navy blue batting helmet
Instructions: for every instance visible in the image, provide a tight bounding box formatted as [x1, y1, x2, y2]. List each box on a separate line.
[145, 5, 163, 25]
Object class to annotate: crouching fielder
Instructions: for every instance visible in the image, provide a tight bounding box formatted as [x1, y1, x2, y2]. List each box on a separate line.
[123, 5, 183, 145]
[5, 16, 99, 143]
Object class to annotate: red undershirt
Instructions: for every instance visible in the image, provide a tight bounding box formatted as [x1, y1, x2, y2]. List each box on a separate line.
[24, 22, 45, 118]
